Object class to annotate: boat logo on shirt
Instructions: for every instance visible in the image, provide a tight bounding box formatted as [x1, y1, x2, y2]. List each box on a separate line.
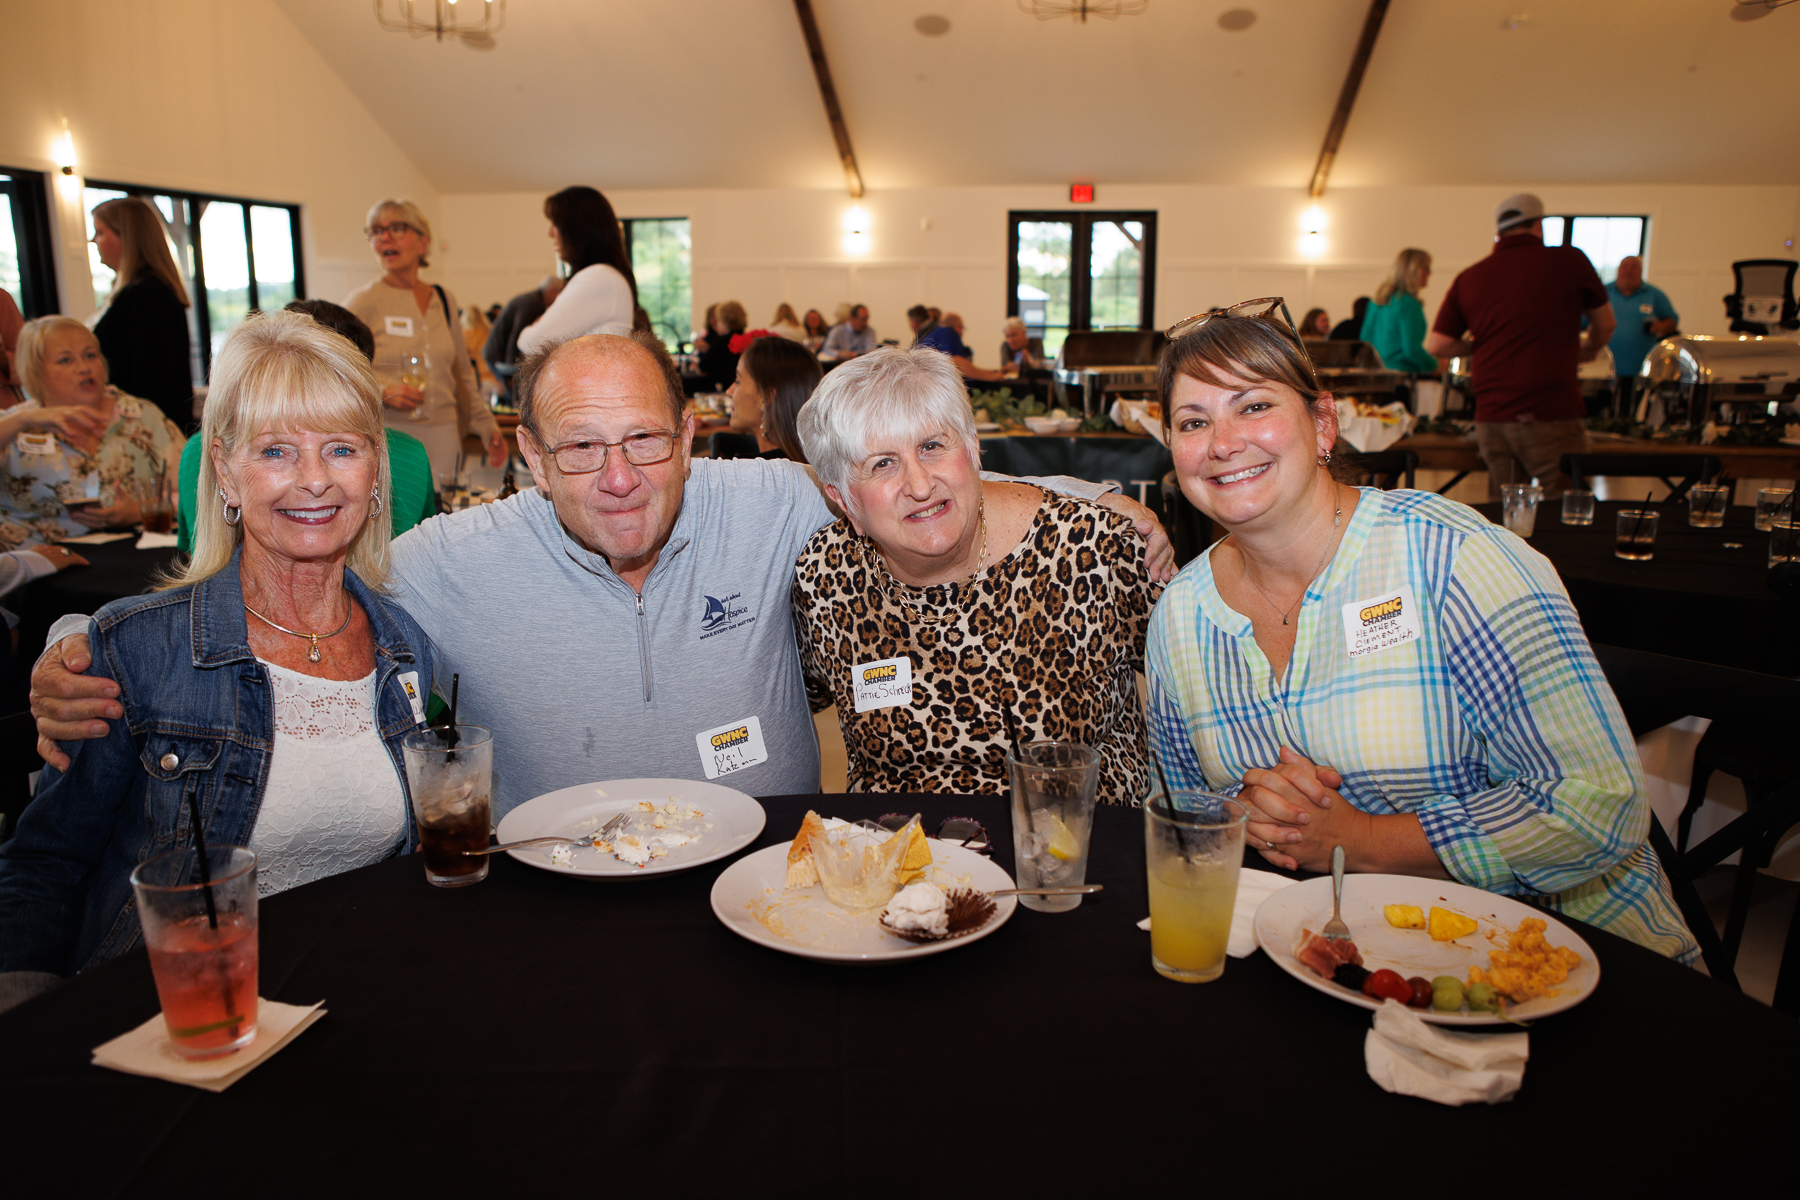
[700, 592, 755, 638]
[1340, 585, 1422, 660]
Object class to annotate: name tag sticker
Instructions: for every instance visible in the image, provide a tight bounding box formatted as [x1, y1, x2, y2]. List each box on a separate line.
[1340, 585, 1422, 660]
[396, 671, 427, 725]
[696, 715, 768, 780]
[384, 315, 415, 338]
[851, 655, 913, 713]
[16, 432, 56, 456]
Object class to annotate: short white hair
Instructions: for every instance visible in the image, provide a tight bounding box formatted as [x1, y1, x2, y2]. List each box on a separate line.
[1002, 316, 1027, 335]
[798, 347, 980, 494]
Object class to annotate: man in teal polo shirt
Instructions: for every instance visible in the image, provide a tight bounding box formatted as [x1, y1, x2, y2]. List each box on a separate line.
[1606, 256, 1679, 411]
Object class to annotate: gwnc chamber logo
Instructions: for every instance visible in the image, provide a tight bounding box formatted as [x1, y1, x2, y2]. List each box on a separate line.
[700, 591, 754, 639]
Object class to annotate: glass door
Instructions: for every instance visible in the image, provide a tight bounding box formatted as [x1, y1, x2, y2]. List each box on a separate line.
[1008, 211, 1157, 357]
[1014, 219, 1074, 357]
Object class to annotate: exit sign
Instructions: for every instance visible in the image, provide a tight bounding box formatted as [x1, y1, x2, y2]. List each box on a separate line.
[1070, 184, 1095, 203]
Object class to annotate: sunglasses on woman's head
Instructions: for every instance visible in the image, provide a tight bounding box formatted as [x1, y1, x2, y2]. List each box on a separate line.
[1165, 296, 1301, 343]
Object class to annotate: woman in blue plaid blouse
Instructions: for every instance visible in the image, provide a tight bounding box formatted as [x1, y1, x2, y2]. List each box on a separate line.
[1145, 301, 1696, 961]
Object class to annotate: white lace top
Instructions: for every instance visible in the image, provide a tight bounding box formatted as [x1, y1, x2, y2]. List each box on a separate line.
[249, 661, 408, 897]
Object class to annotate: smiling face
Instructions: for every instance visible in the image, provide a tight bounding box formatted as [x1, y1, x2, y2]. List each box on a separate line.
[1167, 368, 1336, 533]
[39, 326, 107, 409]
[369, 210, 428, 275]
[830, 428, 983, 583]
[518, 341, 694, 580]
[1615, 256, 1642, 293]
[215, 428, 377, 570]
[92, 220, 122, 272]
[1004, 326, 1028, 351]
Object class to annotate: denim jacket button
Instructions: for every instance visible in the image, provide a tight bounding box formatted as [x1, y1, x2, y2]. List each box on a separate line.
[160, 753, 180, 770]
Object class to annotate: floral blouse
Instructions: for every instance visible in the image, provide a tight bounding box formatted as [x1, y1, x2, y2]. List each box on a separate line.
[0, 388, 183, 550]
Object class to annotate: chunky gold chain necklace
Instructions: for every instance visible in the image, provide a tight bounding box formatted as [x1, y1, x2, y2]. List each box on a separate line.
[869, 502, 988, 625]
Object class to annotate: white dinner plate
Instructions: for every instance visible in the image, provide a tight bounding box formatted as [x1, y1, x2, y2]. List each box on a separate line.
[973, 422, 1002, 433]
[496, 778, 765, 880]
[1253, 874, 1600, 1025]
[710, 839, 1018, 964]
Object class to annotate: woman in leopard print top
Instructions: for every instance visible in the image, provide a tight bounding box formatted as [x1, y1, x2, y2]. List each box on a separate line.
[792, 347, 1162, 805]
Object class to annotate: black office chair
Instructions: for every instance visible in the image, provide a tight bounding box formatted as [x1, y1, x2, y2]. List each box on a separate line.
[707, 431, 759, 460]
[1160, 471, 1212, 568]
[1339, 448, 1417, 491]
[1561, 453, 1722, 502]
[1592, 643, 1800, 1013]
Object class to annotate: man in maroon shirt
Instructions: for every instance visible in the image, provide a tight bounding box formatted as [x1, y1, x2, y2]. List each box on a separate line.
[1425, 193, 1615, 500]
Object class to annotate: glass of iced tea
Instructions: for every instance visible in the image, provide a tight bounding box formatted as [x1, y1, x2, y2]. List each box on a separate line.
[402, 725, 493, 887]
[130, 846, 259, 1059]
[1144, 793, 1246, 983]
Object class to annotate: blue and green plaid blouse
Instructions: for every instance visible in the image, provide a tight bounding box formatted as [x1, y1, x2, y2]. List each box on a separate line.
[1147, 487, 1698, 963]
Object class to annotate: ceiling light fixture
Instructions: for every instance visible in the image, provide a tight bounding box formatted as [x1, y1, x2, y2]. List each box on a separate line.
[374, 0, 506, 47]
[914, 15, 951, 36]
[53, 123, 77, 176]
[1016, 0, 1149, 23]
[1217, 8, 1256, 31]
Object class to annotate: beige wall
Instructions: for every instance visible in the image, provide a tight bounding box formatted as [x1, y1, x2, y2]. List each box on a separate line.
[438, 183, 1800, 365]
[0, 0, 437, 319]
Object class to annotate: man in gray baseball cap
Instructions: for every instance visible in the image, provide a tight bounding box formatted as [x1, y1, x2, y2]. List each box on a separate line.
[1426, 193, 1614, 500]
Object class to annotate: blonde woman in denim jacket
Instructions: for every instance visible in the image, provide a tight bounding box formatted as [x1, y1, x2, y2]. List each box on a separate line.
[0, 312, 434, 1009]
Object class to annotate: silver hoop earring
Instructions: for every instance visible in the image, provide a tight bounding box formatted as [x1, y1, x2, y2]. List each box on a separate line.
[369, 485, 383, 518]
[219, 487, 241, 526]
[1318, 451, 1333, 467]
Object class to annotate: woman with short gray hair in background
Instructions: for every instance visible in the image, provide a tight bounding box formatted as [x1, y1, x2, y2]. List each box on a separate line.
[791, 347, 1162, 803]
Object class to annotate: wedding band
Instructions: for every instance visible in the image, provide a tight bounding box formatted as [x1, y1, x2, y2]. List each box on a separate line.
[1266, 838, 1275, 850]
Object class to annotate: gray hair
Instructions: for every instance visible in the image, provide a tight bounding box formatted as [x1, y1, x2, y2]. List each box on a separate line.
[1002, 316, 1027, 335]
[365, 198, 433, 266]
[798, 346, 980, 494]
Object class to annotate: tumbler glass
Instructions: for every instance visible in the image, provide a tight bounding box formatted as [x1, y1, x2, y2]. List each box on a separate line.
[1144, 793, 1246, 984]
[131, 846, 259, 1059]
[1007, 742, 1101, 913]
[1771, 518, 1800, 568]
[402, 726, 494, 887]
[1501, 483, 1542, 538]
[1615, 509, 1659, 561]
[1561, 488, 1595, 526]
[1687, 483, 1728, 528]
[1756, 488, 1792, 532]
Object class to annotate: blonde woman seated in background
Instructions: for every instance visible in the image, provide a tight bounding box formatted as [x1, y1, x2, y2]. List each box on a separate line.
[769, 302, 806, 342]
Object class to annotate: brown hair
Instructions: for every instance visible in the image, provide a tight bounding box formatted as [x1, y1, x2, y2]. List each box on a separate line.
[717, 301, 748, 333]
[93, 197, 190, 308]
[1300, 308, 1329, 338]
[741, 335, 823, 462]
[1158, 314, 1328, 431]
[543, 186, 637, 302]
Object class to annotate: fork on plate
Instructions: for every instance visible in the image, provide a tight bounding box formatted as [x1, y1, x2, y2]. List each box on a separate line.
[1322, 844, 1352, 942]
[464, 810, 630, 856]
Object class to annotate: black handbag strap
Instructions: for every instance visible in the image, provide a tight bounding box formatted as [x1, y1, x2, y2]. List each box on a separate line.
[431, 284, 453, 329]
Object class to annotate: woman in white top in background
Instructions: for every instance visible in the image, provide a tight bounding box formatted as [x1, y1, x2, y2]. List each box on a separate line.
[769, 302, 806, 342]
[344, 198, 505, 481]
[516, 186, 637, 356]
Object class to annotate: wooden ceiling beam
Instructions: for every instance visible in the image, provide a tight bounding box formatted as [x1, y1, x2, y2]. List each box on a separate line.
[1307, 0, 1390, 199]
[792, 0, 865, 198]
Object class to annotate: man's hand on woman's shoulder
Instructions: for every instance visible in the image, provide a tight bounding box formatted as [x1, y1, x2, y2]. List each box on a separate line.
[29, 633, 117, 772]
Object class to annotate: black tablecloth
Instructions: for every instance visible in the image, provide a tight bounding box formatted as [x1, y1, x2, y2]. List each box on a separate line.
[2, 794, 1791, 1193]
[10, 539, 180, 670]
[1478, 501, 1800, 674]
[980, 434, 1173, 500]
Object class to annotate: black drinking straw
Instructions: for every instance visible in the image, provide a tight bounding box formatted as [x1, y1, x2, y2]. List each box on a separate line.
[1630, 490, 1654, 547]
[444, 673, 461, 756]
[184, 789, 219, 930]
[1000, 689, 1022, 761]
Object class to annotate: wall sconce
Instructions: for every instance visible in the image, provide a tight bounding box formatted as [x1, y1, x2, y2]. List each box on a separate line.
[1298, 204, 1327, 258]
[842, 205, 871, 256]
[54, 127, 77, 176]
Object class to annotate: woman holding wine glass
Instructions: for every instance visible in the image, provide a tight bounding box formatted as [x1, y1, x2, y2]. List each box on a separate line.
[345, 198, 505, 481]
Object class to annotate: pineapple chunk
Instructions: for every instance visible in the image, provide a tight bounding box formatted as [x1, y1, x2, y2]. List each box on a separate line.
[1383, 904, 1426, 930]
[1429, 906, 1479, 942]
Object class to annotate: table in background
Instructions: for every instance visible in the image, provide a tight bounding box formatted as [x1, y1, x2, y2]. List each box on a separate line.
[11, 538, 181, 669]
[1397, 433, 1800, 494]
[1480, 500, 1798, 674]
[2, 793, 1790, 1193]
[978, 432, 1173, 504]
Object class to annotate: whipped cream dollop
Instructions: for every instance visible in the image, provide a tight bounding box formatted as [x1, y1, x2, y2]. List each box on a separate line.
[882, 882, 949, 935]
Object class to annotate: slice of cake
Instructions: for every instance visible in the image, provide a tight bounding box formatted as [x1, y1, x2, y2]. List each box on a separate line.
[890, 817, 932, 886]
[785, 810, 828, 889]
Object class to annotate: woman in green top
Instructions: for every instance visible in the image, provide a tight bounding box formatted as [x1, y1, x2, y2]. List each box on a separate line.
[1358, 248, 1439, 374]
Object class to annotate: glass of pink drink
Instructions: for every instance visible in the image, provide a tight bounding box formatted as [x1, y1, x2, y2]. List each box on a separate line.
[130, 847, 259, 1059]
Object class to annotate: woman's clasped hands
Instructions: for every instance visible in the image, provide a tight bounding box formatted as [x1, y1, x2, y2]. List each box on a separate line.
[1240, 745, 1366, 873]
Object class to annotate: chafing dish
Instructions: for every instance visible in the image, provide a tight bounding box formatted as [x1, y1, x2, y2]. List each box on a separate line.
[1303, 339, 1406, 402]
[1052, 330, 1168, 417]
[1640, 334, 1800, 427]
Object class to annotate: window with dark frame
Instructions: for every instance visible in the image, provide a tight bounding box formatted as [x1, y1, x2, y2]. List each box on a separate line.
[83, 180, 305, 383]
[1539, 214, 1648, 285]
[0, 167, 60, 318]
[1007, 210, 1158, 358]
[621, 217, 692, 352]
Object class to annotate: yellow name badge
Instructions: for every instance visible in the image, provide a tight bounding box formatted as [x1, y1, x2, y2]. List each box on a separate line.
[396, 671, 427, 725]
[695, 715, 767, 780]
[1340, 585, 1422, 660]
[851, 655, 913, 713]
[16, 432, 56, 456]
[383, 315, 415, 338]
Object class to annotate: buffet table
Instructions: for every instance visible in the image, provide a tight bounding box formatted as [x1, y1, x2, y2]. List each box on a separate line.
[3, 793, 1791, 1194]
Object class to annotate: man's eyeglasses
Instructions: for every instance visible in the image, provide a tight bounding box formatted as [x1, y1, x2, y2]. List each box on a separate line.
[1165, 296, 1301, 344]
[538, 430, 677, 474]
[365, 222, 420, 241]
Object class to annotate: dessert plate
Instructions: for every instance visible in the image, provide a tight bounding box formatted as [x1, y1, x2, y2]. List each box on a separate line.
[496, 778, 764, 880]
[1253, 874, 1599, 1025]
[710, 839, 1018, 964]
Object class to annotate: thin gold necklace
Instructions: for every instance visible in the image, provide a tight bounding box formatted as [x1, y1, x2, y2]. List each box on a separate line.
[871, 501, 988, 625]
[244, 601, 353, 663]
[1237, 493, 1344, 627]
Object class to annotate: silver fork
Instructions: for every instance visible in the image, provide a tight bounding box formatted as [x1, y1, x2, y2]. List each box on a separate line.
[1322, 844, 1352, 942]
[465, 810, 630, 856]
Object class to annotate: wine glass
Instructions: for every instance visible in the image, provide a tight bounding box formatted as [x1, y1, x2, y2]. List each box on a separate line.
[401, 353, 430, 422]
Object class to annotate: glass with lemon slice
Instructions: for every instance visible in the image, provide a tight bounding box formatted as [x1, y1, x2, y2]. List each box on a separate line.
[1006, 742, 1101, 912]
[1145, 793, 1246, 982]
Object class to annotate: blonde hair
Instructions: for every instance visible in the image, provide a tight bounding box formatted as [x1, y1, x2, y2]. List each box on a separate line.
[1374, 248, 1432, 306]
[364, 198, 433, 268]
[16, 316, 104, 401]
[163, 311, 393, 591]
[92, 197, 190, 308]
[772, 302, 800, 326]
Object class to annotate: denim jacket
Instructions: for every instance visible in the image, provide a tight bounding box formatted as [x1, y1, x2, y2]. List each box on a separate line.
[0, 550, 432, 976]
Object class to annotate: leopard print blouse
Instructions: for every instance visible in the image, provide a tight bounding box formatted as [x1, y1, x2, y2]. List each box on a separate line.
[792, 493, 1162, 805]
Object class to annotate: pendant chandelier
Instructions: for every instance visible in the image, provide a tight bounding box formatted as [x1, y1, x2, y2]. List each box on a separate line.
[374, 0, 506, 48]
[1016, 0, 1149, 21]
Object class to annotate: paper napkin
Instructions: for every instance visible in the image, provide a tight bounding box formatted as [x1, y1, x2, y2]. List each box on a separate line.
[92, 998, 326, 1092]
[135, 531, 179, 549]
[1364, 1000, 1527, 1106]
[1134, 867, 1295, 958]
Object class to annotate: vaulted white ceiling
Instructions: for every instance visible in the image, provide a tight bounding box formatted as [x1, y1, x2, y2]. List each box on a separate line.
[272, 0, 1800, 193]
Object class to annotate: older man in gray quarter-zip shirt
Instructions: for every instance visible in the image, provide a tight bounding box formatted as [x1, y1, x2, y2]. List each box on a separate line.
[32, 332, 1164, 817]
